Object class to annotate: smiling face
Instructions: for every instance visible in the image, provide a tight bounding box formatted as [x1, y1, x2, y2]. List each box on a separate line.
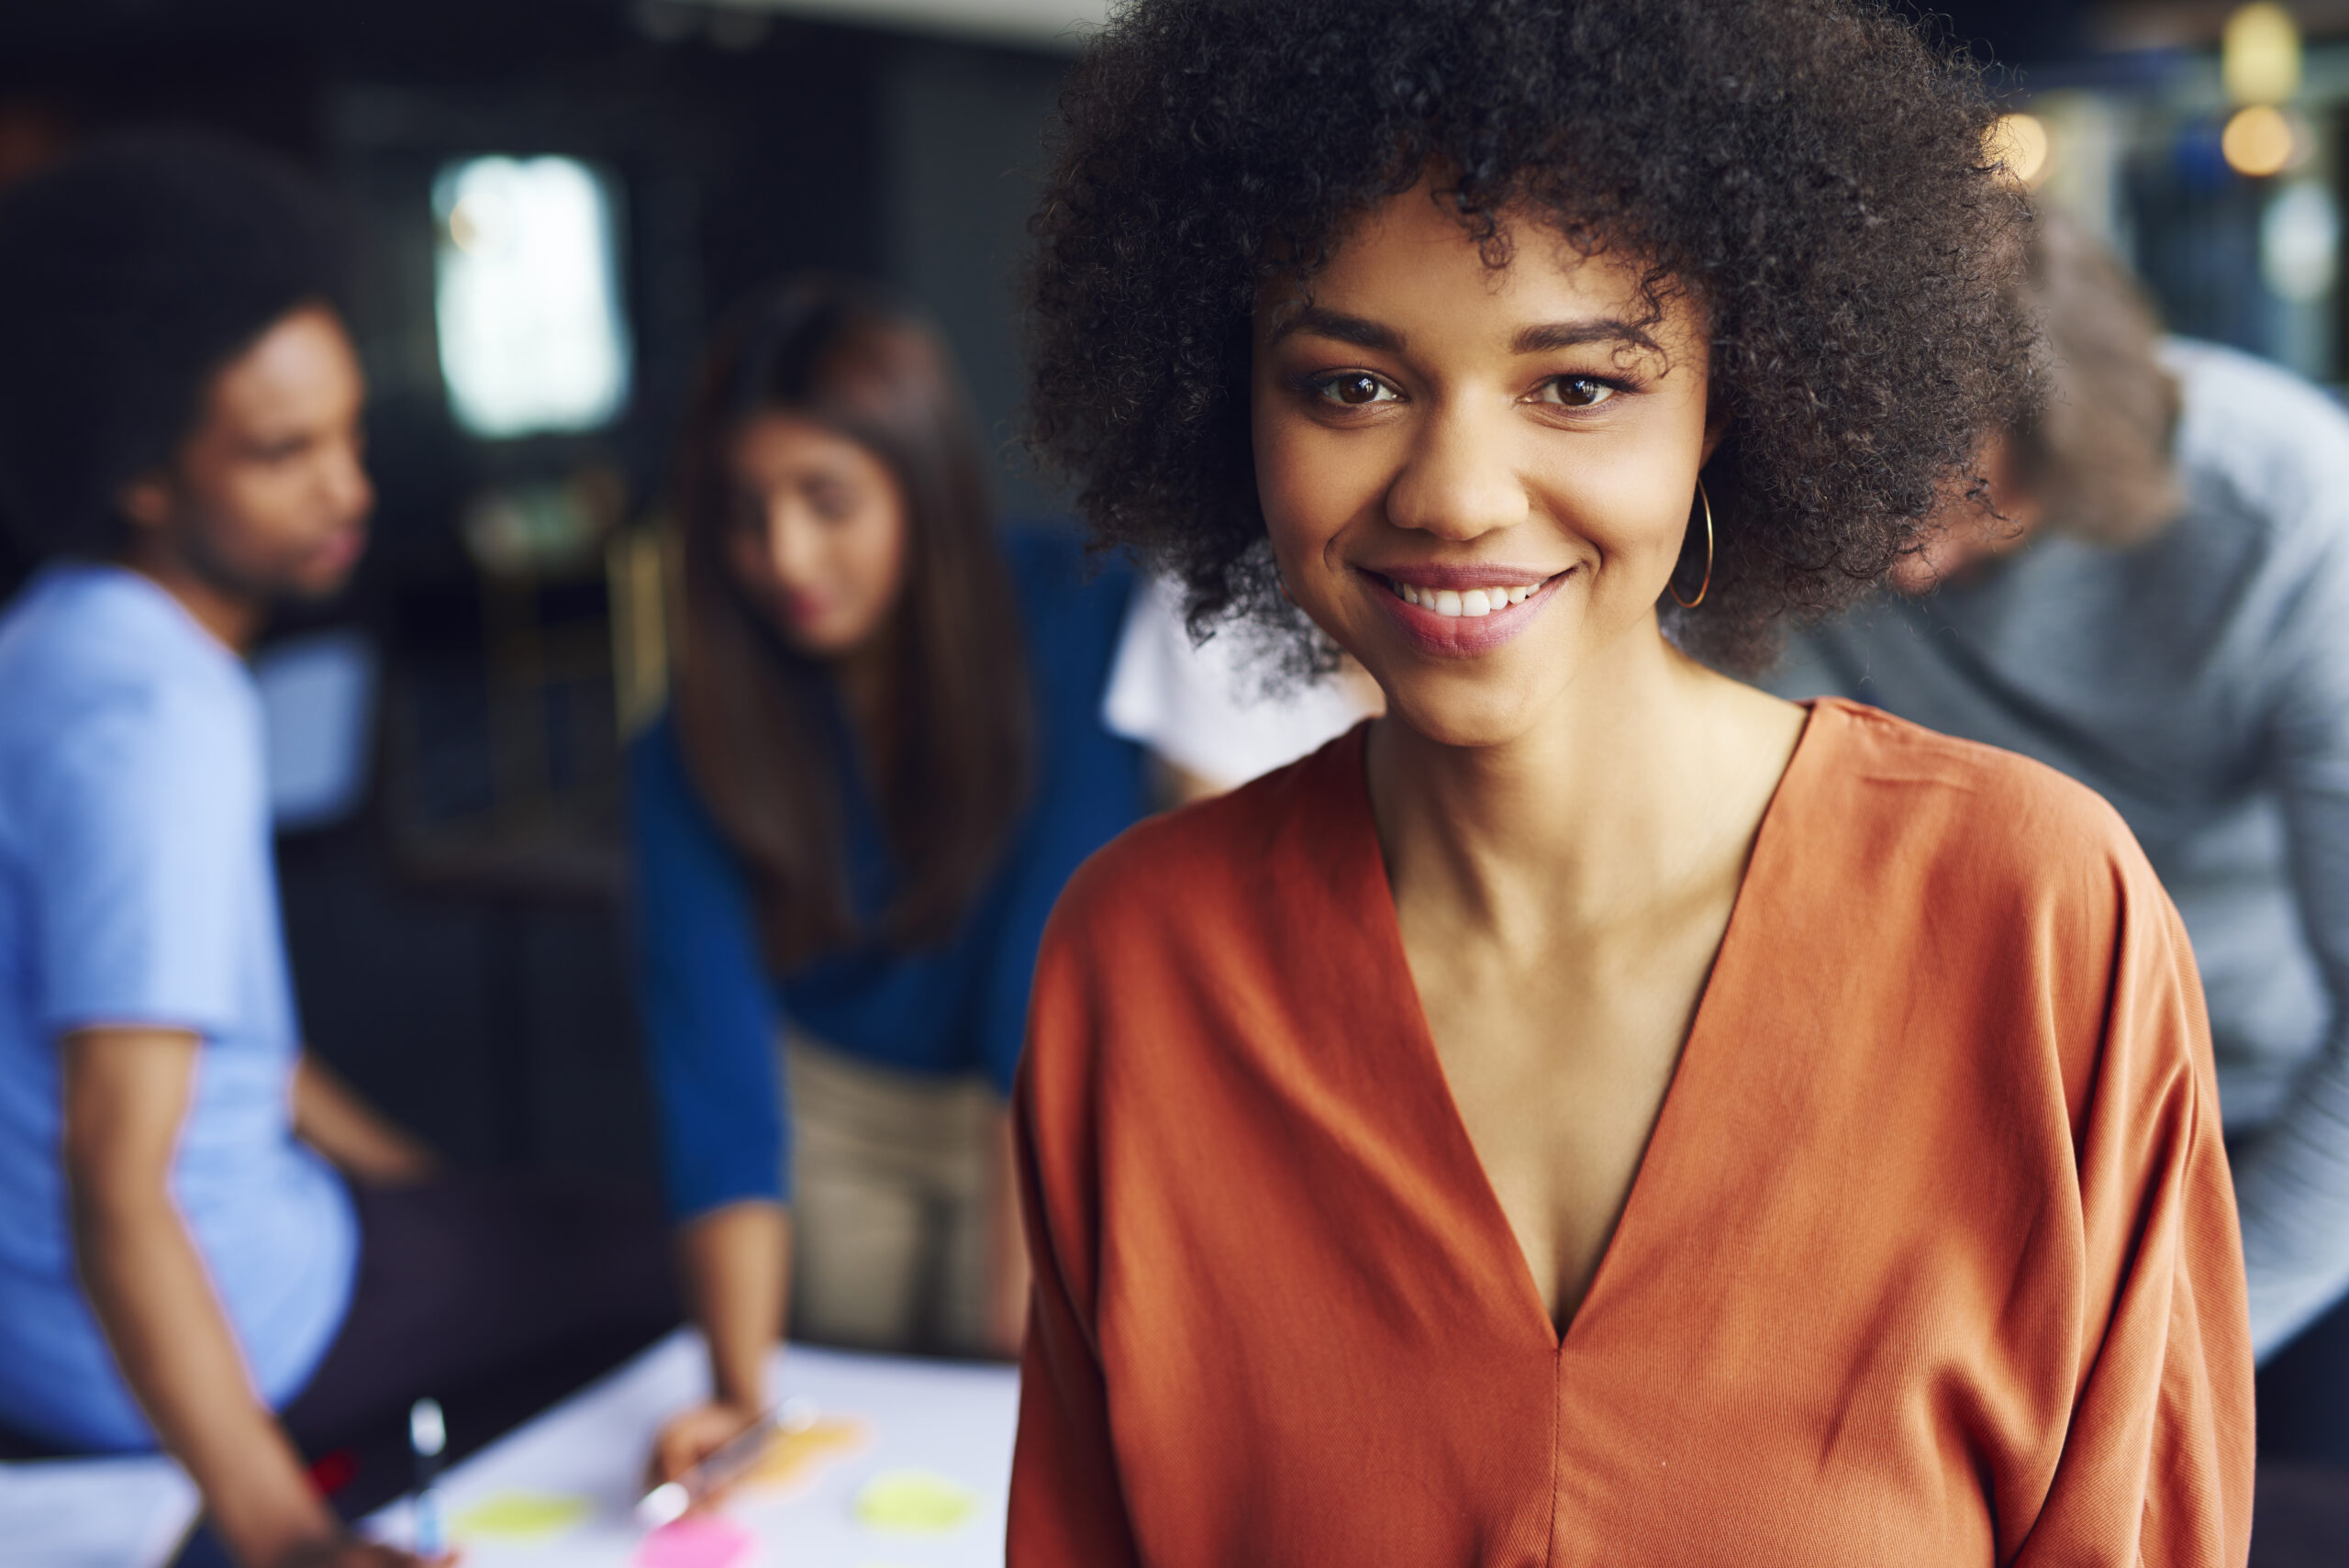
[720, 410, 911, 660]
[1251, 182, 1717, 748]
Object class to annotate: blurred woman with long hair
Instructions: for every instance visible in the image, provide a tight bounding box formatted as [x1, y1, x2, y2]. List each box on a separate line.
[629, 275, 1146, 1480]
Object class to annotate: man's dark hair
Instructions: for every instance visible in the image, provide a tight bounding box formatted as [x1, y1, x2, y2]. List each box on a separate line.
[0, 133, 347, 563]
[1025, 0, 2040, 673]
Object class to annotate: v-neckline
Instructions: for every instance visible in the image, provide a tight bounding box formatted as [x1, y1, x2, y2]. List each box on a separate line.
[1347, 702, 1823, 1351]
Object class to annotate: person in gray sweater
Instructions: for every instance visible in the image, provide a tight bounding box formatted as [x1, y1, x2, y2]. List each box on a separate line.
[1772, 213, 2349, 1456]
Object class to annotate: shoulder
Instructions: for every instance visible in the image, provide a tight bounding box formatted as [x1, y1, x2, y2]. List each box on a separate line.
[0, 567, 248, 760]
[1001, 520, 1135, 623]
[1044, 727, 1360, 959]
[1000, 521, 1142, 725]
[2162, 339, 2349, 562]
[1803, 698, 2163, 930]
[626, 709, 721, 840]
[627, 707, 687, 792]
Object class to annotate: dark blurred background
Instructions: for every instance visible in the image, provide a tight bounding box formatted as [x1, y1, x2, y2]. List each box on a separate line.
[0, 0, 2336, 1197]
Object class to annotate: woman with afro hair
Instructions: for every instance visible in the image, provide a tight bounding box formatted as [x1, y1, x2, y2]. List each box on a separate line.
[1007, 0, 2254, 1562]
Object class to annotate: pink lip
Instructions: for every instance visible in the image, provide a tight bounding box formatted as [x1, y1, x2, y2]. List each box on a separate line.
[311, 525, 368, 575]
[1361, 565, 1569, 657]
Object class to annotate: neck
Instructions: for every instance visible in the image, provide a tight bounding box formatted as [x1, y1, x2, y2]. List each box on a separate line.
[1367, 621, 1776, 936]
[117, 539, 264, 653]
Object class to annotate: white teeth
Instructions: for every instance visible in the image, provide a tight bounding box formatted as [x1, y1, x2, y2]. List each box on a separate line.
[1391, 577, 1548, 613]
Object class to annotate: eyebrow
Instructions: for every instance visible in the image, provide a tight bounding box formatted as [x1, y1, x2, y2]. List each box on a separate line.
[1271, 306, 1659, 357]
[1511, 318, 1659, 355]
[1273, 306, 1404, 352]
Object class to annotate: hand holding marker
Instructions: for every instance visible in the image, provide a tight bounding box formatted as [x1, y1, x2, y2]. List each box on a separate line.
[638, 1397, 818, 1526]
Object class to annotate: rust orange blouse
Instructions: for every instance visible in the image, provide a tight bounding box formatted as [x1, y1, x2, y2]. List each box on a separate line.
[1009, 700, 2253, 1566]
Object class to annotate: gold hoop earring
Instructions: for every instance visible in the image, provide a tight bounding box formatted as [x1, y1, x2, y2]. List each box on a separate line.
[1670, 477, 1714, 610]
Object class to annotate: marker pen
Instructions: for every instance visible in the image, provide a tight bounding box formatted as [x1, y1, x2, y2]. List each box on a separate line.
[409, 1397, 447, 1557]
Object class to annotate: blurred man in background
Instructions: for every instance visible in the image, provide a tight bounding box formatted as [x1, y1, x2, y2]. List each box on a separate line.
[1773, 210, 2349, 1460]
[0, 137, 673, 1567]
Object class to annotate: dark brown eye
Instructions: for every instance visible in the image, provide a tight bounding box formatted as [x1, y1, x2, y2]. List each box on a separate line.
[1316, 372, 1395, 407]
[1536, 375, 1614, 409]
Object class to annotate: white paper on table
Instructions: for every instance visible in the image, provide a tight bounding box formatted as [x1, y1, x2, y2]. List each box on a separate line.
[365, 1329, 1019, 1568]
[0, 1451, 201, 1568]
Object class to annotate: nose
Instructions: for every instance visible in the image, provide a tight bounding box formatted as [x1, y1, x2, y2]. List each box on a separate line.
[761, 498, 819, 586]
[1384, 401, 1530, 541]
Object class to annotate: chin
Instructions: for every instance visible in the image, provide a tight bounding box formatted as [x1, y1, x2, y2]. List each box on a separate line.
[1377, 671, 1552, 751]
[284, 562, 360, 603]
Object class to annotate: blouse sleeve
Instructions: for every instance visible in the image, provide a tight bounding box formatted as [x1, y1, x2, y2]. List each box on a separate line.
[2015, 885, 2254, 1566]
[628, 717, 789, 1221]
[1006, 892, 1143, 1568]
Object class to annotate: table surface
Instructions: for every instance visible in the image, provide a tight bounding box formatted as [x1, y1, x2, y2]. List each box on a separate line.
[362, 1330, 1020, 1568]
[0, 1451, 200, 1568]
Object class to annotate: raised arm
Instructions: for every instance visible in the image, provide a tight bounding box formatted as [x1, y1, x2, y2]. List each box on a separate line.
[629, 720, 794, 1481]
[64, 1029, 422, 1568]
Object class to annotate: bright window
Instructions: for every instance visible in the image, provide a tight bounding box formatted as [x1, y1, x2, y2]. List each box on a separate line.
[433, 156, 632, 439]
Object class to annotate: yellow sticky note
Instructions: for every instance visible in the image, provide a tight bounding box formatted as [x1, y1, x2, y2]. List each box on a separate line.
[744, 1415, 872, 1494]
[853, 1469, 978, 1536]
[451, 1490, 592, 1543]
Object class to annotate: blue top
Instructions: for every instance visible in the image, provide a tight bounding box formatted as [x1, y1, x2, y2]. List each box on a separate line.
[629, 527, 1149, 1220]
[0, 565, 357, 1451]
[1772, 339, 2349, 1359]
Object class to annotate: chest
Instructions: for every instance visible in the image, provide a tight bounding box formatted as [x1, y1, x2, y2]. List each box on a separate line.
[1084, 970, 2064, 1568]
[1401, 903, 1730, 1330]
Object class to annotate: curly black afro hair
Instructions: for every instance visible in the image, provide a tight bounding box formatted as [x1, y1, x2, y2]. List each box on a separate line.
[0, 133, 346, 564]
[1025, 0, 2038, 672]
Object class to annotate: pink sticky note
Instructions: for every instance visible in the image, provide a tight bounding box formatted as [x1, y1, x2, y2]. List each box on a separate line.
[634, 1515, 752, 1568]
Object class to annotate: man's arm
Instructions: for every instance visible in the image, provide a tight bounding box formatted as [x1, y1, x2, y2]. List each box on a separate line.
[290, 1053, 437, 1186]
[63, 1027, 425, 1568]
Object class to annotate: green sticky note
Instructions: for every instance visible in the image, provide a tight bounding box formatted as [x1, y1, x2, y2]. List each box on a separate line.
[452, 1490, 593, 1542]
[852, 1469, 979, 1535]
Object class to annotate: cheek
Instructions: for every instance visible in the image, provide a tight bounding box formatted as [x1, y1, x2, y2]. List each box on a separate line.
[842, 502, 910, 613]
[1251, 399, 1369, 564]
[199, 465, 311, 555]
[1533, 431, 1703, 581]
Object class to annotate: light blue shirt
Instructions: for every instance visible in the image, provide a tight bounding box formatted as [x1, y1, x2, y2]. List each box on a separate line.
[0, 565, 356, 1451]
[1772, 340, 2349, 1358]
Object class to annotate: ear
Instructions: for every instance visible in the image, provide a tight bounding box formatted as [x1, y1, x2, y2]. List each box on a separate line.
[1699, 398, 1731, 468]
[117, 470, 176, 535]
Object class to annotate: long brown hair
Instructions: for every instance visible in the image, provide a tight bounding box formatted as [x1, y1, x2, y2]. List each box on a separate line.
[671, 275, 1032, 970]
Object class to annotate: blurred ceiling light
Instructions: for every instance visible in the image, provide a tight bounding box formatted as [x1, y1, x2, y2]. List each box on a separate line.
[1987, 113, 2053, 186]
[433, 157, 633, 440]
[2262, 181, 2341, 303]
[2221, 3, 2301, 106]
[2221, 104, 2306, 177]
